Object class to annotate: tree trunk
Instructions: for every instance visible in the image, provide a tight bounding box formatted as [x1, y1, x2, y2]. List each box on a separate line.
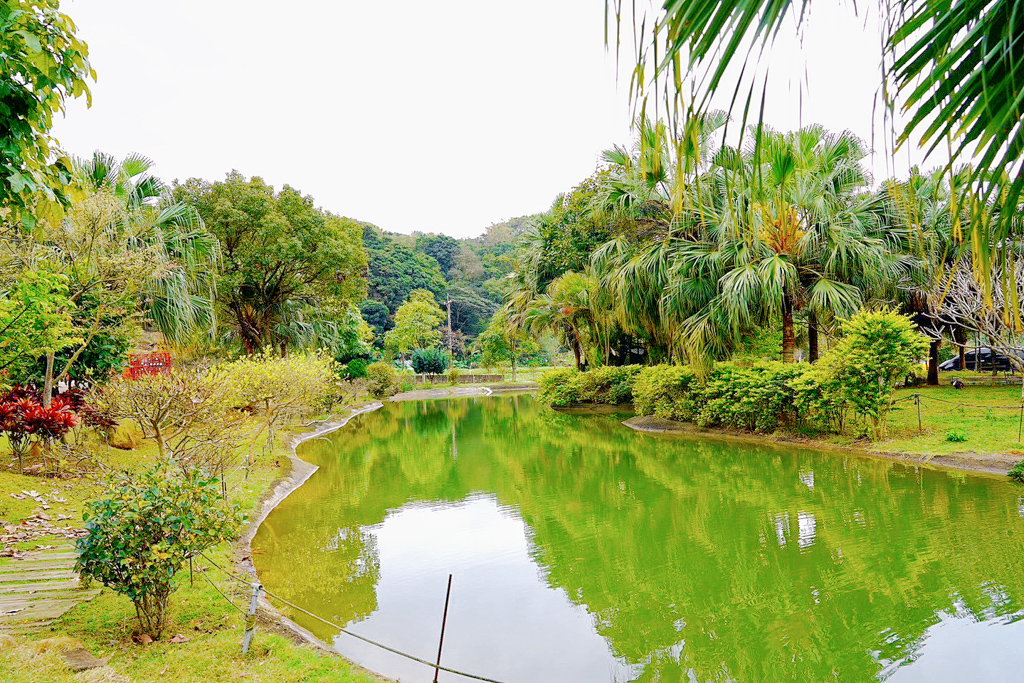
[42, 351, 55, 407]
[808, 312, 819, 363]
[571, 336, 583, 371]
[954, 326, 967, 370]
[927, 339, 940, 386]
[781, 294, 795, 363]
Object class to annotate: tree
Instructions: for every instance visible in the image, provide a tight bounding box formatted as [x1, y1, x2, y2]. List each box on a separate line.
[475, 308, 538, 382]
[98, 367, 246, 470]
[221, 350, 339, 451]
[173, 172, 366, 354]
[0, 269, 78, 381]
[384, 289, 445, 360]
[72, 151, 220, 344]
[620, 0, 1023, 310]
[76, 461, 242, 639]
[415, 234, 460, 275]
[1, 0, 94, 227]
[362, 225, 447, 320]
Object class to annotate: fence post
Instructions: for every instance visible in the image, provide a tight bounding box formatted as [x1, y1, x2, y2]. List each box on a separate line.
[242, 582, 262, 655]
[433, 574, 453, 683]
[916, 393, 922, 432]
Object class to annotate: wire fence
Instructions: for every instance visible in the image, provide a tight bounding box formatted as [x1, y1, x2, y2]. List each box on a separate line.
[198, 553, 509, 683]
[894, 392, 1024, 440]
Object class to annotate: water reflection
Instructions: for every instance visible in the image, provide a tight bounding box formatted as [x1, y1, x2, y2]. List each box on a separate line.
[253, 396, 1024, 682]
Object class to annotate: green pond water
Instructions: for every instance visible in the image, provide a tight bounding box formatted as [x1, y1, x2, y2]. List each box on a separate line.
[252, 396, 1024, 682]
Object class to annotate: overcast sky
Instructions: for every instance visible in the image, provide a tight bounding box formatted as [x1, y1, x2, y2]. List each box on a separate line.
[54, 0, 947, 238]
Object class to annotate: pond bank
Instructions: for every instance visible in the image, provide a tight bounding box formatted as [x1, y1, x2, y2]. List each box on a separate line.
[238, 402, 388, 669]
[623, 415, 1020, 477]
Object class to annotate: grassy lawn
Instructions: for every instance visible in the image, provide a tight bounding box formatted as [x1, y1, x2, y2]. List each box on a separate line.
[880, 382, 1024, 456]
[0, 418, 385, 683]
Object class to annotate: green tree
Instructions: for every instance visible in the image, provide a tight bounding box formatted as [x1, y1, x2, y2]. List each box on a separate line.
[384, 289, 445, 361]
[0, 0, 94, 227]
[475, 308, 538, 382]
[363, 225, 447, 318]
[415, 234, 460, 275]
[173, 172, 366, 354]
[621, 0, 1022, 311]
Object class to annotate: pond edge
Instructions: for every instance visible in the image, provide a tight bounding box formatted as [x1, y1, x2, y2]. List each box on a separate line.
[236, 402, 387, 671]
[622, 415, 1018, 478]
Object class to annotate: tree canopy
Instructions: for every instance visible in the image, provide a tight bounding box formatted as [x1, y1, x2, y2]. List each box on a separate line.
[173, 172, 366, 353]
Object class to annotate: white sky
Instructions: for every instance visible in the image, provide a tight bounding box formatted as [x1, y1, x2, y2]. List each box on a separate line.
[53, 0, 948, 238]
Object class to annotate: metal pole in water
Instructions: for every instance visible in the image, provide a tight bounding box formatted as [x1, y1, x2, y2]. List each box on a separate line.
[433, 574, 453, 683]
[242, 582, 262, 655]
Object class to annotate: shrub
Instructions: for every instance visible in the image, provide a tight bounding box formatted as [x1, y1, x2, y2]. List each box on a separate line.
[345, 358, 367, 379]
[76, 461, 242, 638]
[1009, 460, 1024, 483]
[692, 362, 804, 432]
[539, 366, 641, 407]
[0, 390, 79, 473]
[633, 365, 698, 420]
[824, 309, 928, 440]
[411, 348, 449, 374]
[945, 428, 968, 443]
[447, 366, 461, 385]
[538, 368, 579, 407]
[365, 361, 397, 399]
[570, 366, 641, 404]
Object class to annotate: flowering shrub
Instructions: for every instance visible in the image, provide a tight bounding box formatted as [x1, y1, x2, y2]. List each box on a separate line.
[0, 389, 80, 472]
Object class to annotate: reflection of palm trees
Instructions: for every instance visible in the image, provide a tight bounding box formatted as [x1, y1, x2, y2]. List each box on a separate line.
[254, 398, 1024, 682]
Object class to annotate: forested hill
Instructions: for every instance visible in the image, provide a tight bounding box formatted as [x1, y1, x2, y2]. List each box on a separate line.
[358, 215, 536, 345]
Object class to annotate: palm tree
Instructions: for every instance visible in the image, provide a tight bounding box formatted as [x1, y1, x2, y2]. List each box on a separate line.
[617, 0, 1023, 315]
[72, 152, 219, 345]
[523, 271, 598, 370]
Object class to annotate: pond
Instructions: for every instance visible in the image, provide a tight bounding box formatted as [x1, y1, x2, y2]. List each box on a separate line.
[252, 396, 1024, 682]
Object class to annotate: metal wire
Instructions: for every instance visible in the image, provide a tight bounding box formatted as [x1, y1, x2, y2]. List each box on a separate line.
[200, 553, 509, 683]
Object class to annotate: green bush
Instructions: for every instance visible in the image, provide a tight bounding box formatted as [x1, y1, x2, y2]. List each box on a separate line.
[447, 366, 461, 385]
[345, 358, 367, 379]
[1008, 460, 1024, 483]
[633, 365, 698, 420]
[538, 368, 579, 407]
[945, 428, 968, 443]
[76, 462, 242, 639]
[365, 361, 398, 399]
[539, 366, 641, 407]
[411, 347, 449, 374]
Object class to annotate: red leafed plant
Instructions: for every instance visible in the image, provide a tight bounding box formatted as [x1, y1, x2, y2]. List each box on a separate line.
[0, 389, 80, 474]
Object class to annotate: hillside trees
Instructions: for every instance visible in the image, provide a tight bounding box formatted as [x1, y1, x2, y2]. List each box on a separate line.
[384, 289, 445, 361]
[362, 225, 446, 328]
[174, 172, 366, 354]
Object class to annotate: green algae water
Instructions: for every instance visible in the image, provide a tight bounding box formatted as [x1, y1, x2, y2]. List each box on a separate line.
[252, 396, 1024, 682]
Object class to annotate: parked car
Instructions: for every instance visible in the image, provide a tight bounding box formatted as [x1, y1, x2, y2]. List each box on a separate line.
[938, 347, 1024, 372]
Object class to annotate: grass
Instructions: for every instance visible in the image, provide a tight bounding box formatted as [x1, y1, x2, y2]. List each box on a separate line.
[0, 416, 386, 683]
[878, 382, 1024, 456]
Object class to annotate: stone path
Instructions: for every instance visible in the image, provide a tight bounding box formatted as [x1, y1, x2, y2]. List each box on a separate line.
[0, 543, 100, 635]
